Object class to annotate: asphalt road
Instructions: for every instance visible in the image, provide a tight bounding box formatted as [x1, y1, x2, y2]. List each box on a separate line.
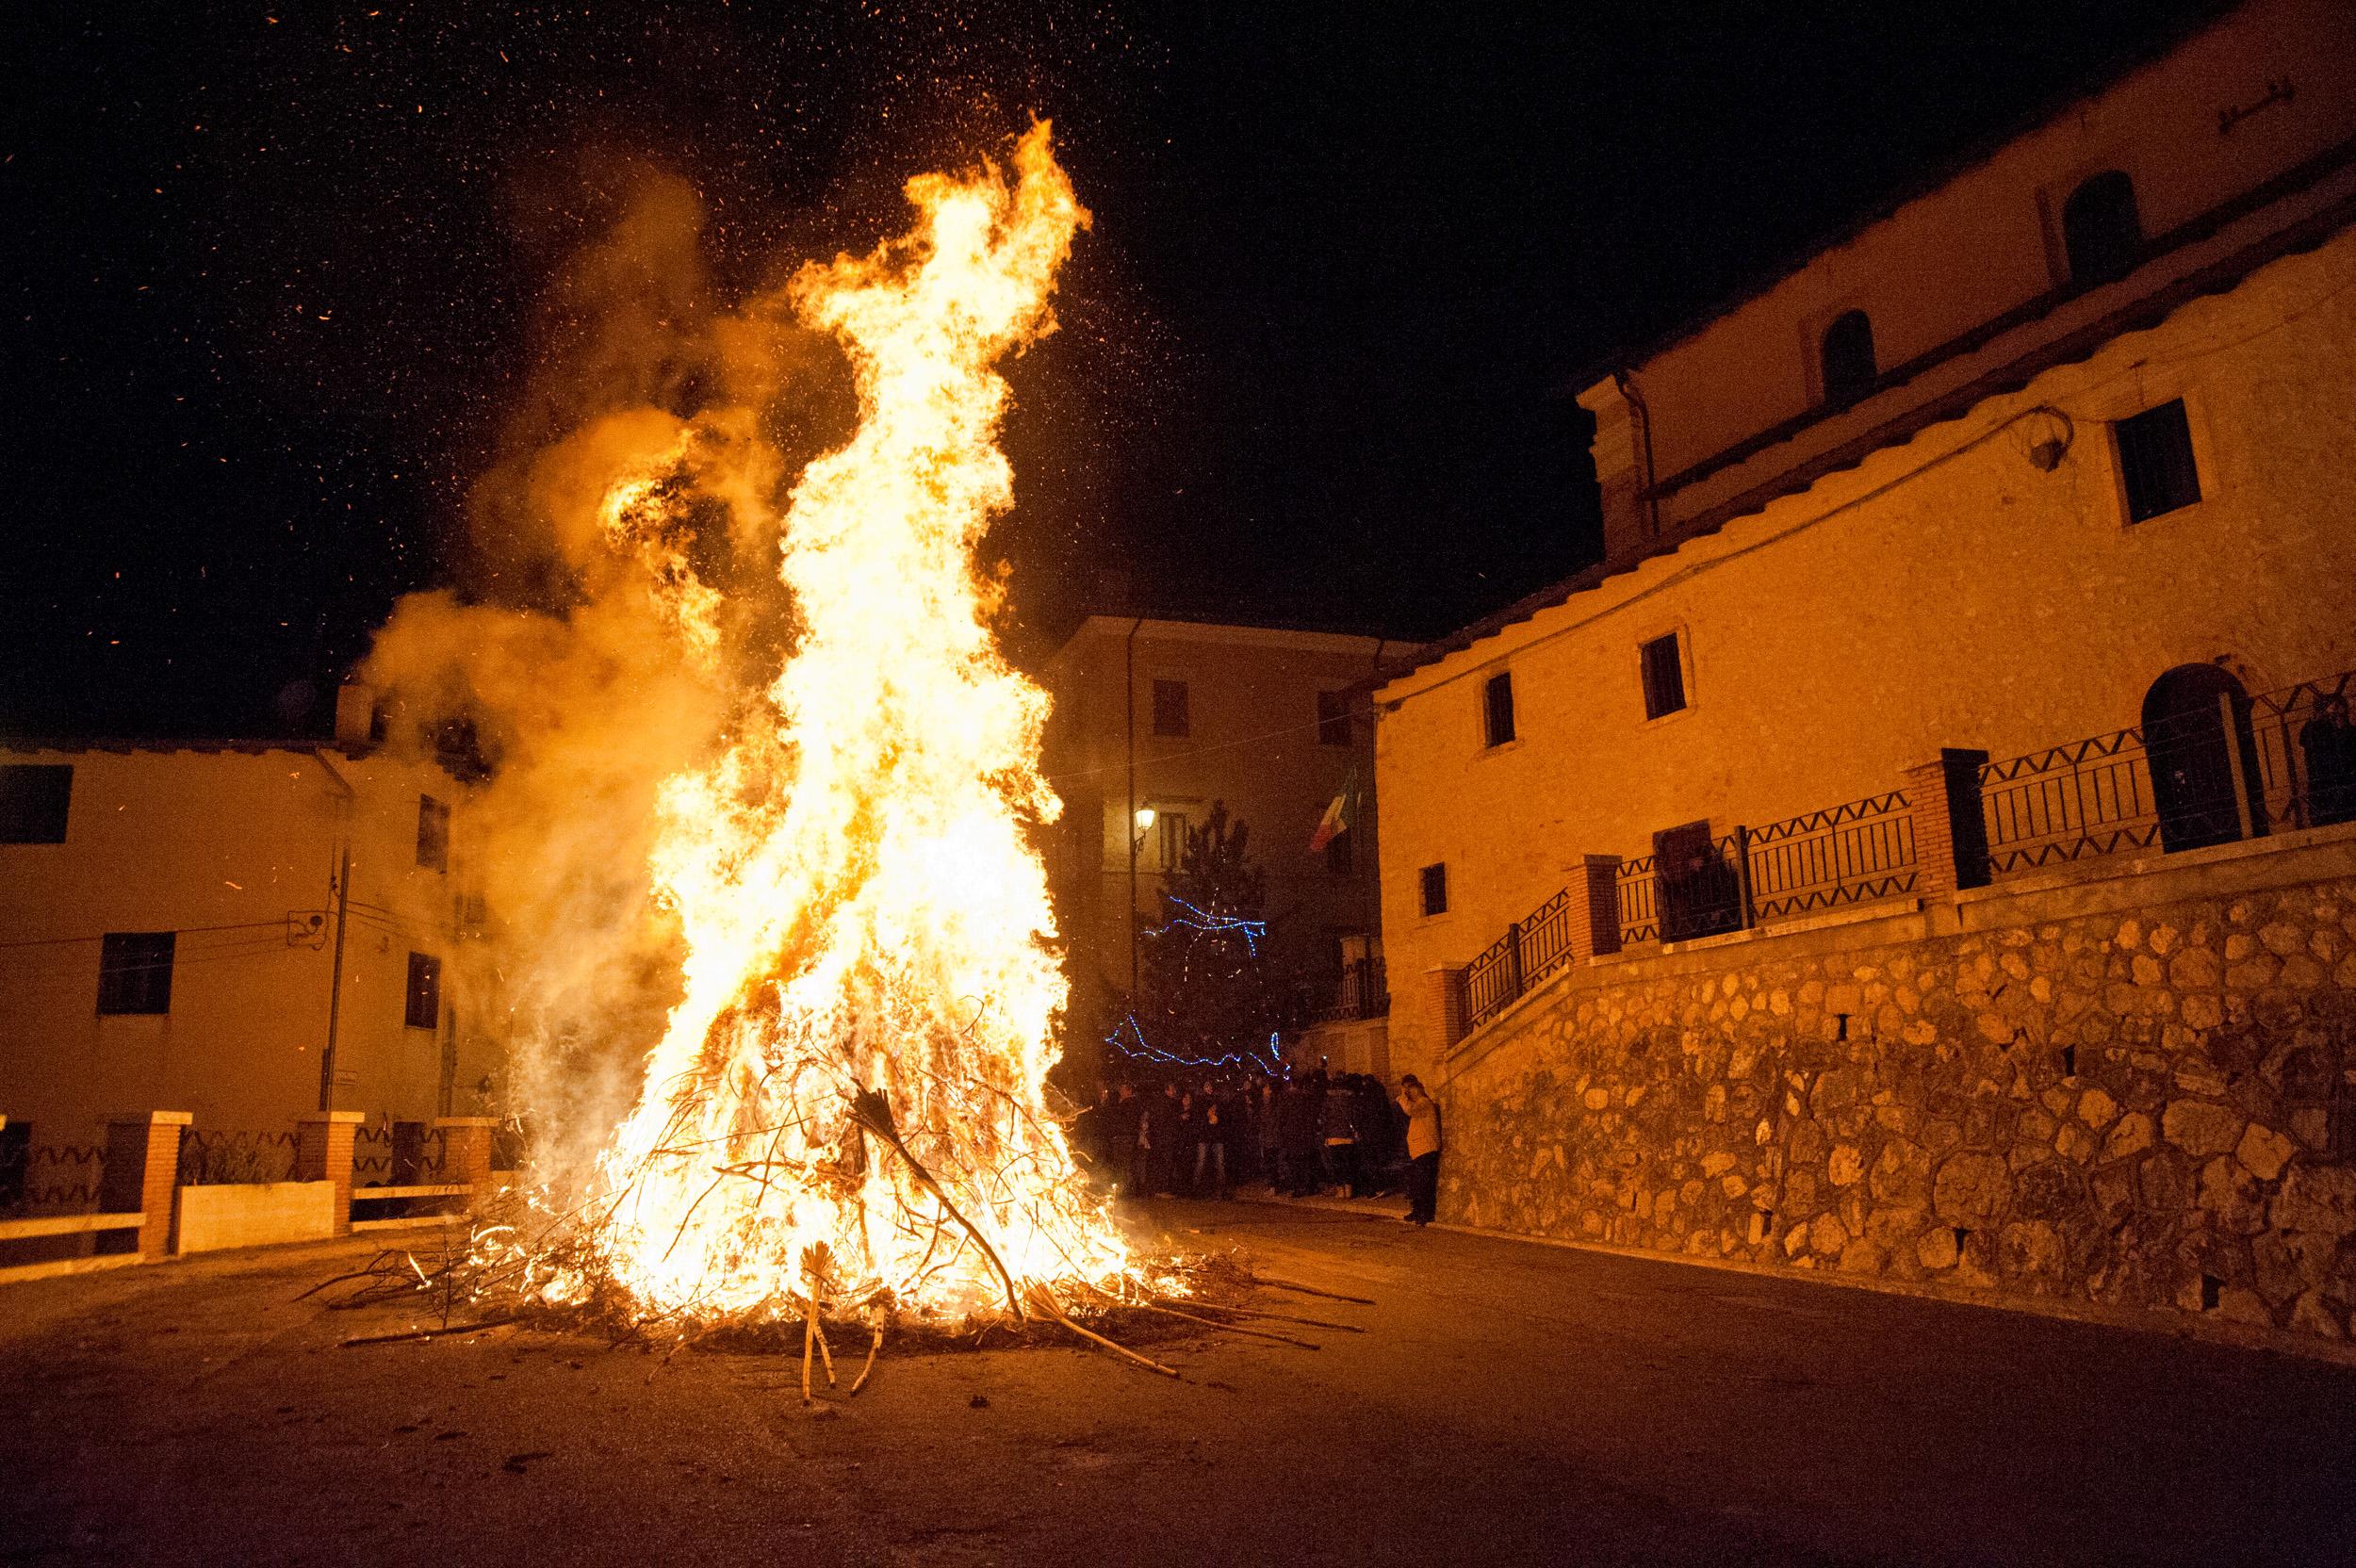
[3, 1201, 2351, 1566]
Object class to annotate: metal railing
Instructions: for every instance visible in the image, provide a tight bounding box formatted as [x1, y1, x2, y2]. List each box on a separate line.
[177, 1129, 297, 1186]
[0, 1143, 105, 1218]
[1979, 669, 2356, 876]
[1747, 791, 1918, 921]
[1464, 888, 1580, 1029]
[1304, 957, 1390, 1025]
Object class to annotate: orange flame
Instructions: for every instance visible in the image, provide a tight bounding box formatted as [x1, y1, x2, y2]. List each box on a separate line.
[549, 123, 1129, 1320]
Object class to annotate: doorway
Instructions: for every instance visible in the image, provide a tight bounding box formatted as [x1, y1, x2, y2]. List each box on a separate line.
[2142, 664, 2264, 853]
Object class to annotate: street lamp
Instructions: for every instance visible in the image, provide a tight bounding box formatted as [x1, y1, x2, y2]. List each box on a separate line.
[1131, 806, 1156, 853]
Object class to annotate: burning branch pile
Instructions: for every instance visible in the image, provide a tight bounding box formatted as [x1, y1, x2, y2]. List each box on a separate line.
[480, 123, 1142, 1332]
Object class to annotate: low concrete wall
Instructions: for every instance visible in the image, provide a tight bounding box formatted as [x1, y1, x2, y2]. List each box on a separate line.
[1436, 829, 2356, 1348]
[176, 1181, 335, 1255]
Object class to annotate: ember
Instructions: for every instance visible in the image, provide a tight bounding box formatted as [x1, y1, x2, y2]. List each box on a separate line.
[507, 123, 1138, 1328]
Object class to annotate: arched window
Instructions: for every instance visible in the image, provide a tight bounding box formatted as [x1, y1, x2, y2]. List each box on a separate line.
[1820, 309, 1875, 407]
[2063, 171, 2141, 286]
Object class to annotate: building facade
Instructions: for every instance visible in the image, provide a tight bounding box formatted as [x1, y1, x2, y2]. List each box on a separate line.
[1041, 615, 1415, 1077]
[1374, 0, 2356, 1346]
[0, 693, 490, 1171]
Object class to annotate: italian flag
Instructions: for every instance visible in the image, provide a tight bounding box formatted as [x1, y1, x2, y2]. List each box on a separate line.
[1308, 767, 1356, 853]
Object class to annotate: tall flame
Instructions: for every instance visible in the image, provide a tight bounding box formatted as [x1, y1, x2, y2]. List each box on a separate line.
[560, 123, 1127, 1320]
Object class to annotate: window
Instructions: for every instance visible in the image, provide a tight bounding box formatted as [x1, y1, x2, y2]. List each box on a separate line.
[1820, 310, 1875, 407]
[405, 952, 443, 1030]
[2063, 171, 2141, 286]
[2115, 399, 2201, 522]
[1156, 809, 1189, 872]
[1419, 862, 1448, 917]
[1324, 825, 1353, 878]
[1317, 690, 1351, 747]
[97, 932, 174, 1015]
[0, 764, 72, 844]
[1152, 678, 1190, 738]
[417, 794, 450, 873]
[1640, 633, 1687, 719]
[1482, 671, 1516, 747]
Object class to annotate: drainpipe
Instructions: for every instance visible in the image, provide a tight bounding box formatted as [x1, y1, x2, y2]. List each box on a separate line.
[312, 749, 358, 1113]
[1612, 368, 1662, 546]
[1124, 616, 1145, 998]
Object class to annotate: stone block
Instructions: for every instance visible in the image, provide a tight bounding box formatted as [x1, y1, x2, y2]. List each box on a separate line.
[1933, 1152, 2008, 1225]
[2271, 1165, 2356, 1237]
[1827, 1144, 1863, 1187]
[2197, 1157, 2267, 1235]
[2289, 1290, 2345, 1340]
[2162, 1100, 2245, 1157]
[1917, 1226, 1960, 1270]
[2236, 1123, 2295, 1182]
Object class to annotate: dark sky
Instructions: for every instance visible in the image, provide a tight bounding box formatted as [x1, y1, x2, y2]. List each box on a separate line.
[3, 1, 2218, 739]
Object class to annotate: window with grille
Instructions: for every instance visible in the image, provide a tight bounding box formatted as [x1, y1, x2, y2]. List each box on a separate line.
[1482, 671, 1515, 747]
[97, 932, 174, 1015]
[1820, 310, 1875, 406]
[2115, 400, 2201, 523]
[405, 952, 443, 1030]
[1152, 678, 1190, 737]
[1156, 809, 1189, 872]
[1640, 633, 1687, 719]
[1317, 690, 1350, 746]
[417, 794, 450, 872]
[2063, 171, 2141, 286]
[0, 764, 72, 843]
[1419, 862, 1448, 917]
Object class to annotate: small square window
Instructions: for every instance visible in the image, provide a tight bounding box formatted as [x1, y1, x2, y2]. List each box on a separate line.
[1317, 690, 1350, 747]
[2116, 400, 2201, 523]
[1482, 672, 1516, 747]
[1325, 826, 1353, 878]
[1152, 679, 1190, 738]
[1640, 633, 1688, 719]
[405, 952, 443, 1030]
[0, 764, 72, 844]
[97, 932, 174, 1015]
[1419, 862, 1448, 917]
[417, 794, 450, 873]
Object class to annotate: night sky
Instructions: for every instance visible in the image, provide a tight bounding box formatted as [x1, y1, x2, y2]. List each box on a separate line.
[5, 1, 2218, 740]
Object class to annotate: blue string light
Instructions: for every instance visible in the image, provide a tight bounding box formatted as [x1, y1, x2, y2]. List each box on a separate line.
[1104, 1013, 1284, 1075]
[1142, 894, 1266, 956]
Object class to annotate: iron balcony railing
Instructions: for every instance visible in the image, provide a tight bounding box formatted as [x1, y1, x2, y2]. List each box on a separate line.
[1747, 791, 1918, 921]
[1463, 888, 1579, 1030]
[1304, 956, 1390, 1025]
[1979, 668, 2356, 875]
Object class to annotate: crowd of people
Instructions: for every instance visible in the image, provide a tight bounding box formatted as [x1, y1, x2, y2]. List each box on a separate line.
[1071, 1064, 1443, 1224]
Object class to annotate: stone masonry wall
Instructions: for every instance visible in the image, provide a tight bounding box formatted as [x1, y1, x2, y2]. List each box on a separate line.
[1439, 869, 2356, 1346]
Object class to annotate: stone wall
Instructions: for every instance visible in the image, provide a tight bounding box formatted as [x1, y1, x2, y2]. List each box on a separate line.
[1438, 850, 2356, 1347]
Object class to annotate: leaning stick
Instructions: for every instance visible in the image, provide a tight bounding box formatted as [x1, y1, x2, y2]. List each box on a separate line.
[814, 1317, 837, 1386]
[1251, 1275, 1376, 1306]
[340, 1315, 518, 1348]
[802, 1287, 818, 1403]
[1027, 1285, 1179, 1379]
[1135, 1302, 1320, 1348]
[849, 1321, 884, 1396]
[850, 1088, 1023, 1321]
[1154, 1298, 1366, 1333]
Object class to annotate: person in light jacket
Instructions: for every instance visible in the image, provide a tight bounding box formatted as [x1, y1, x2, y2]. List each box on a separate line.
[1398, 1074, 1442, 1225]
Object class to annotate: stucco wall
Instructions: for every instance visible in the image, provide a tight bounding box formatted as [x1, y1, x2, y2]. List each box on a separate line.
[1381, 225, 2356, 1088]
[1432, 834, 2356, 1347]
[0, 746, 484, 1147]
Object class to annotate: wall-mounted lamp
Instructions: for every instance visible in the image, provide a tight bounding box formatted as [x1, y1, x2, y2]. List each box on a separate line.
[2018, 406, 2075, 472]
[1131, 806, 1156, 854]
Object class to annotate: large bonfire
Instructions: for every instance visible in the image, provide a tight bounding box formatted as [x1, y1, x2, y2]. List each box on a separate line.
[532, 123, 1132, 1326]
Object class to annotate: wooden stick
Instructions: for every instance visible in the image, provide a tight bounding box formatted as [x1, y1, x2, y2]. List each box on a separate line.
[1135, 1302, 1319, 1348]
[1251, 1275, 1376, 1306]
[1155, 1298, 1366, 1333]
[814, 1315, 836, 1386]
[849, 1321, 883, 1396]
[340, 1315, 517, 1348]
[1028, 1285, 1179, 1379]
[801, 1287, 817, 1404]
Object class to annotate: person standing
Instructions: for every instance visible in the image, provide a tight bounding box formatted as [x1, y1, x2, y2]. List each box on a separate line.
[2300, 693, 2356, 826]
[1145, 1081, 1183, 1197]
[1106, 1081, 1142, 1199]
[1192, 1078, 1230, 1199]
[1398, 1074, 1442, 1225]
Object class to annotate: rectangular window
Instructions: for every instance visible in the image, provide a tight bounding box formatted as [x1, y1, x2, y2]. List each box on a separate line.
[0, 764, 73, 843]
[2116, 399, 2201, 523]
[1317, 690, 1350, 747]
[97, 931, 174, 1016]
[1482, 671, 1516, 747]
[1419, 862, 1448, 917]
[1152, 678, 1190, 738]
[417, 794, 450, 872]
[405, 952, 443, 1030]
[1157, 810, 1189, 872]
[1640, 633, 1687, 720]
[1325, 825, 1353, 878]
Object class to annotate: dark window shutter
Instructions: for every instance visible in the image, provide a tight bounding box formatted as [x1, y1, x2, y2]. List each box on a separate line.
[2063, 172, 2141, 286]
[1820, 310, 1875, 406]
[0, 765, 73, 843]
[1483, 672, 1516, 747]
[97, 931, 174, 1015]
[405, 952, 443, 1030]
[1640, 634, 1687, 719]
[2116, 400, 2201, 522]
